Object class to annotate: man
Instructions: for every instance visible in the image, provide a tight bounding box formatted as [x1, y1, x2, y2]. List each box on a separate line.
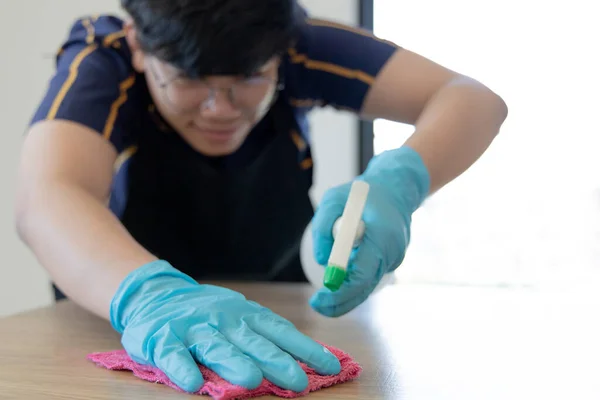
[15, 0, 507, 394]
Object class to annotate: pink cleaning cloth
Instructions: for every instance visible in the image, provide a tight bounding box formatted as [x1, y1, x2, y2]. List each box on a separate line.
[87, 343, 362, 400]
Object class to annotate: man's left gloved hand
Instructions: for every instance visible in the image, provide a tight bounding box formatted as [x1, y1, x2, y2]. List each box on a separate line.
[310, 146, 430, 317]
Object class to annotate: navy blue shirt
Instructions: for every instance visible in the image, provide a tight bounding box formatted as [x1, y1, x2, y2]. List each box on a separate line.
[31, 15, 397, 171]
[30, 13, 398, 281]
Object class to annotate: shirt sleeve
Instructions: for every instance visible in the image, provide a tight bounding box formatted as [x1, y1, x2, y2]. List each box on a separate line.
[283, 18, 400, 112]
[29, 17, 138, 153]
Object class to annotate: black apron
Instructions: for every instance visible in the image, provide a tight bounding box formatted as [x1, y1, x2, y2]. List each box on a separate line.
[117, 96, 315, 282]
[52, 90, 314, 301]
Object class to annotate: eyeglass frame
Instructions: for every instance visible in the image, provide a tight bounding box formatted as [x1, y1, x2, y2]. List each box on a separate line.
[146, 57, 285, 114]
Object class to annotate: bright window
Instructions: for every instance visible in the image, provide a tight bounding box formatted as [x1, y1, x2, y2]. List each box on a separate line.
[373, 0, 600, 288]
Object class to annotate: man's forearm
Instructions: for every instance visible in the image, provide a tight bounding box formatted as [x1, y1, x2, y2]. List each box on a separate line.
[16, 181, 158, 320]
[404, 75, 508, 194]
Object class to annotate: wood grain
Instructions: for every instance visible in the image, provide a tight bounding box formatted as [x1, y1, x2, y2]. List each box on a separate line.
[0, 282, 396, 399]
[2, 282, 600, 399]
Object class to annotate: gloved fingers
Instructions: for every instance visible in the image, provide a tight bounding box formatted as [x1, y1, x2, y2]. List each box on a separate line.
[221, 323, 309, 393]
[309, 284, 375, 318]
[150, 330, 205, 393]
[311, 187, 349, 265]
[309, 244, 384, 317]
[249, 313, 341, 376]
[186, 324, 263, 389]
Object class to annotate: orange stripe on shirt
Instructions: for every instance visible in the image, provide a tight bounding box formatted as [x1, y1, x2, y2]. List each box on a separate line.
[103, 74, 136, 140]
[82, 18, 96, 44]
[46, 44, 98, 120]
[289, 98, 323, 108]
[300, 158, 313, 170]
[103, 30, 125, 47]
[290, 129, 307, 151]
[287, 48, 375, 85]
[114, 145, 138, 173]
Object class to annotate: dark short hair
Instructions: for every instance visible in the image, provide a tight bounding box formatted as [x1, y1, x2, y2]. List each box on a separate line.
[121, 0, 305, 78]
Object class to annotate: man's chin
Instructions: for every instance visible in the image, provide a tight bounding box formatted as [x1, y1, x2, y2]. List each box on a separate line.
[176, 123, 251, 157]
[189, 136, 245, 157]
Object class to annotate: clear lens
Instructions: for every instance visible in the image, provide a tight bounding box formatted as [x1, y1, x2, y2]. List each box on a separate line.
[165, 77, 276, 112]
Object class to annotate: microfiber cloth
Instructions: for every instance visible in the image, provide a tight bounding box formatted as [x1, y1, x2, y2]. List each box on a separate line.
[87, 343, 362, 400]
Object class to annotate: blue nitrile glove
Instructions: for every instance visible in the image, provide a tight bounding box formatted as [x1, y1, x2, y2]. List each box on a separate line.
[310, 146, 430, 317]
[110, 260, 341, 393]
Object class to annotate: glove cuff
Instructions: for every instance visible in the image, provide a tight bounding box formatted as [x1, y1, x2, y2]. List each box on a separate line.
[361, 145, 431, 213]
[109, 260, 198, 333]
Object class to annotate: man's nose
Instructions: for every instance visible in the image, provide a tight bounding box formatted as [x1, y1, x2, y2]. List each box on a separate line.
[200, 88, 242, 118]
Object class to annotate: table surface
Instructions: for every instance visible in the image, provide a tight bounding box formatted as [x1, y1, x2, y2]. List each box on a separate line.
[1, 281, 600, 400]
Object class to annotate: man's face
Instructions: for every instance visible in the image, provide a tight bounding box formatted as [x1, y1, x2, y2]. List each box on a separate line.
[143, 57, 281, 156]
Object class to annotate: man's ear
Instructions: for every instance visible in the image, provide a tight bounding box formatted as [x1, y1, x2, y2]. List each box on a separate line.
[124, 20, 145, 73]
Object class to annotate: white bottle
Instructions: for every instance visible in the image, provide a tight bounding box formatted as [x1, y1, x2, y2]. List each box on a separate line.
[300, 181, 394, 293]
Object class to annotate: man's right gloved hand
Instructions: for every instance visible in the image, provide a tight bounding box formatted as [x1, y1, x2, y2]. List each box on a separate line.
[110, 260, 341, 393]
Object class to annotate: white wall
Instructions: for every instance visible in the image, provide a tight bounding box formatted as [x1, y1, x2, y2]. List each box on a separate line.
[0, 0, 360, 317]
[0, 2, 127, 318]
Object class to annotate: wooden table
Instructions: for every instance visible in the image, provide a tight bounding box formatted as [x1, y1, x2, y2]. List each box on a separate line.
[1, 282, 600, 399]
